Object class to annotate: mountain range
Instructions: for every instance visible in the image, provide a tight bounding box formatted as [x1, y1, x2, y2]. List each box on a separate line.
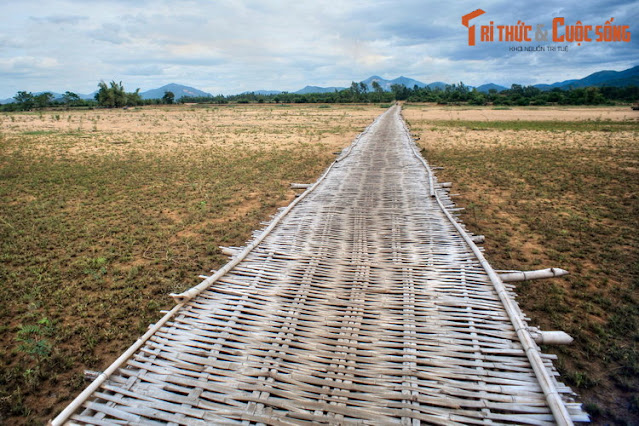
[250, 66, 638, 95]
[2, 66, 637, 104]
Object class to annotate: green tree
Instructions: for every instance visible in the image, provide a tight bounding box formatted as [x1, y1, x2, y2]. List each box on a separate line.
[34, 92, 54, 108]
[126, 88, 142, 106]
[349, 81, 362, 101]
[390, 84, 409, 100]
[96, 81, 114, 107]
[111, 81, 127, 107]
[162, 91, 175, 104]
[95, 81, 135, 108]
[371, 81, 384, 102]
[13, 91, 34, 110]
[62, 91, 81, 106]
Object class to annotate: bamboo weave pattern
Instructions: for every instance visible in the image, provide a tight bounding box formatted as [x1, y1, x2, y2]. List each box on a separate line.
[58, 106, 587, 425]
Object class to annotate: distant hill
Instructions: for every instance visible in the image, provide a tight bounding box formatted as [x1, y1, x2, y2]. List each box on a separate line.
[294, 85, 345, 94]
[534, 65, 639, 90]
[426, 82, 448, 90]
[291, 76, 441, 95]
[242, 67, 638, 96]
[2, 66, 637, 104]
[476, 83, 508, 93]
[533, 80, 579, 91]
[140, 83, 212, 100]
[252, 90, 283, 96]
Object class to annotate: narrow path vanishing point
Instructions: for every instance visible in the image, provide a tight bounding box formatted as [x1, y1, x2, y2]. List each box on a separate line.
[52, 105, 587, 425]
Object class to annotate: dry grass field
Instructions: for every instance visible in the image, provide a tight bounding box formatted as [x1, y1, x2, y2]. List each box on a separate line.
[403, 104, 638, 425]
[0, 103, 383, 424]
[1, 103, 637, 424]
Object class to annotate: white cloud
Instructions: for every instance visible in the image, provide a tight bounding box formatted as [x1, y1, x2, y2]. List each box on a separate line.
[0, 56, 60, 74]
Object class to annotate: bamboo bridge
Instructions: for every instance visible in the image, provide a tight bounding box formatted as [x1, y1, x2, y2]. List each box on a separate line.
[52, 105, 587, 425]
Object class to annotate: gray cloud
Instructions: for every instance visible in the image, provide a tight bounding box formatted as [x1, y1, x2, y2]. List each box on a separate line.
[30, 14, 87, 25]
[0, 0, 637, 98]
[87, 23, 129, 44]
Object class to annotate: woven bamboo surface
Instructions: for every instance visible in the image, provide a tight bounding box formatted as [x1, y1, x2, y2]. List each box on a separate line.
[55, 105, 587, 425]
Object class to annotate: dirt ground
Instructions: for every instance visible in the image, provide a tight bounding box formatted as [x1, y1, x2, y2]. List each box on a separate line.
[0, 103, 384, 425]
[403, 104, 638, 425]
[0, 104, 381, 158]
[1, 103, 637, 424]
[403, 104, 638, 121]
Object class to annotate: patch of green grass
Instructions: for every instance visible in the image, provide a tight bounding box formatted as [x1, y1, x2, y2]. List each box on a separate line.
[21, 130, 58, 136]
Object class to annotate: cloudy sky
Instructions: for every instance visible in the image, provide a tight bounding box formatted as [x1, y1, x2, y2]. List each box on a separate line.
[1, 0, 637, 98]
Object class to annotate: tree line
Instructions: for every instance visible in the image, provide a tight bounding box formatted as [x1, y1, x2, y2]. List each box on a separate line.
[156, 83, 639, 106]
[1, 81, 176, 111]
[2, 80, 638, 111]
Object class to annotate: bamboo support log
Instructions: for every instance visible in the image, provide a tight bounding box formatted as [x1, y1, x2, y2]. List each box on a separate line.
[290, 183, 312, 189]
[219, 246, 238, 256]
[529, 329, 574, 345]
[471, 235, 485, 244]
[499, 268, 569, 283]
[439, 182, 453, 188]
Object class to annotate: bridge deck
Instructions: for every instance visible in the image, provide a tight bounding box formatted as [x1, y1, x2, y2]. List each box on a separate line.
[53, 106, 586, 425]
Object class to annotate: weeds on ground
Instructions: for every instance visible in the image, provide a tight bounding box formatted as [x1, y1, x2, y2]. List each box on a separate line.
[0, 104, 381, 424]
[425, 119, 638, 132]
[404, 109, 639, 425]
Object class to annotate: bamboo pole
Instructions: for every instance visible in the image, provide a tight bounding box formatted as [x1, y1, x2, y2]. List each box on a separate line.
[529, 329, 574, 345]
[219, 246, 238, 256]
[499, 268, 569, 282]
